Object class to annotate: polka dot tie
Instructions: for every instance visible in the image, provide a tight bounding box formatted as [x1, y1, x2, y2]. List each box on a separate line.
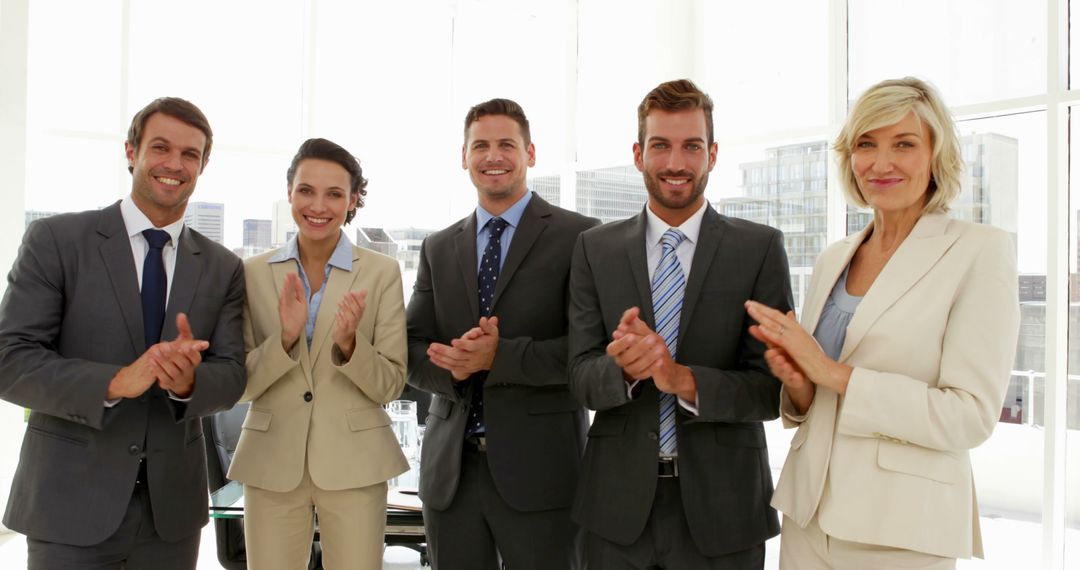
[465, 217, 508, 437]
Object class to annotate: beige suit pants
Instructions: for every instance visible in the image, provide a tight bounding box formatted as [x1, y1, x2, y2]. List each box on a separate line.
[244, 467, 388, 570]
[780, 514, 955, 570]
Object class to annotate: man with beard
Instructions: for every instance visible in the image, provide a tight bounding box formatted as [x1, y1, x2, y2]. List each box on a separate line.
[0, 97, 245, 568]
[566, 79, 793, 569]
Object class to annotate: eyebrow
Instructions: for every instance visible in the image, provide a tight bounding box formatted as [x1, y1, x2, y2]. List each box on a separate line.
[147, 136, 203, 155]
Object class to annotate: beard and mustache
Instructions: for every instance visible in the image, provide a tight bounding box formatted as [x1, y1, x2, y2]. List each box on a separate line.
[642, 168, 708, 211]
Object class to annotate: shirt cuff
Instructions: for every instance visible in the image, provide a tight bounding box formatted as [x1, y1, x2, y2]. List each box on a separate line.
[167, 390, 193, 403]
[677, 395, 699, 416]
[104, 398, 121, 408]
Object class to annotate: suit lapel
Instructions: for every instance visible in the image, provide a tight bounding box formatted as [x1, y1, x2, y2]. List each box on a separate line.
[270, 260, 313, 388]
[163, 227, 202, 342]
[678, 206, 725, 344]
[491, 196, 548, 311]
[97, 203, 144, 353]
[838, 213, 958, 362]
[309, 247, 363, 367]
[800, 230, 866, 336]
[624, 211, 655, 327]
[453, 215, 480, 320]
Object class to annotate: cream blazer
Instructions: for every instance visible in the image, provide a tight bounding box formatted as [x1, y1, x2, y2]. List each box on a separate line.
[228, 246, 409, 492]
[770, 213, 1019, 559]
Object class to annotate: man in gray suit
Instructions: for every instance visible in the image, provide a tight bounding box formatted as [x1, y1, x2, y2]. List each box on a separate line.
[0, 97, 246, 568]
[568, 79, 793, 568]
[407, 98, 598, 569]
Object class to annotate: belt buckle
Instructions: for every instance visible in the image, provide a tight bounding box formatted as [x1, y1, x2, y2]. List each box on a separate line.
[658, 456, 679, 478]
[466, 436, 488, 452]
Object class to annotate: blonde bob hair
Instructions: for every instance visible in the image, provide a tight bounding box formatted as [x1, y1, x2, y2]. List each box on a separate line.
[833, 77, 963, 213]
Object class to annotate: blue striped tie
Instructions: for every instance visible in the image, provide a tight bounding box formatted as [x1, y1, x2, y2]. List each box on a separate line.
[652, 229, 686, 456]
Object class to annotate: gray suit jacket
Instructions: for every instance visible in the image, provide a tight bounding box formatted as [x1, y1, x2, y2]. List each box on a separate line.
[0, 202, 246, 546]
[406, 193, 598, 512]
[567, 205, 792, 557]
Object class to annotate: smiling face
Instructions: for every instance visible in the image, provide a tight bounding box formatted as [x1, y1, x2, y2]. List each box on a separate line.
[462, 114, 536, 212]
[288, 158, 358, 246]
[851, 110, 934, 217]
[634, 108, 718, 226]
[125, 112, 207, 226]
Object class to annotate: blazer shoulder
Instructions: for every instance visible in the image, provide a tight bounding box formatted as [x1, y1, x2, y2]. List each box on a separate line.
[424, 215, 471, 247]
[185, 227, 241, 265]
[718, 213, 783, 240]
[353, 245, 402, 272]
[545, 203, 600, 230]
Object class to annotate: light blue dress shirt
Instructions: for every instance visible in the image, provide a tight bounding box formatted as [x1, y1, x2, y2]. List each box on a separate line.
[268, 230, 354, 349]
[475, 191, 532, 271]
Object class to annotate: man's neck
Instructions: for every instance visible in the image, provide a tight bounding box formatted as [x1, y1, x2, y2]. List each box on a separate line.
[478, 188, 528, 217]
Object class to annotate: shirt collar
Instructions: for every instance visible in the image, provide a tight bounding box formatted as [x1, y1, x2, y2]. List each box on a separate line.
[121, 195, 185, 246]
[645, 199, 707, 247]
[269, 229, 354, 272]
[476, 190, 533, 236]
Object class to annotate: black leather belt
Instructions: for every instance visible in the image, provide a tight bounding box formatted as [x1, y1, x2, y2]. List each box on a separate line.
[464, 436, 488, 452]
[658, 457, 679, 478]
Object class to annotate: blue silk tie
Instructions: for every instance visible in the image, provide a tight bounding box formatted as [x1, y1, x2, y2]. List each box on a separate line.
[141, 229, 170, 348]
[652, 229, 686, 455]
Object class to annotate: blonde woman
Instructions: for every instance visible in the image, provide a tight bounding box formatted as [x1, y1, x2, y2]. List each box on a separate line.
[746, 78, 1019, 569]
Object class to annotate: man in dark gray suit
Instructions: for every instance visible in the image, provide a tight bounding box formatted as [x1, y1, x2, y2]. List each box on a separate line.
[0, 97, 246, 568]
[407, 98, 598, 569]
[568, 79, 793, 569]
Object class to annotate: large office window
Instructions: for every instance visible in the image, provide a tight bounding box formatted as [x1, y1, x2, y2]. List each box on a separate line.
[4, 0, 1078, 567]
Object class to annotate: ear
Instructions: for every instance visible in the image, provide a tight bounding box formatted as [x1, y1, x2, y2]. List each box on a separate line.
[707, 142, 718, 171]
[461, 144, 468, 170]
[125, 142, 137, 169]
[633, 142, 644, 173]
[286, 186, 294, 204]
[526, 143, 536, 167]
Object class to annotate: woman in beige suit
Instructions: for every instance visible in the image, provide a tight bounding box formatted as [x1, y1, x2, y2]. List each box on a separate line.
[745, 78, 1019, 569]
[228, 138, 408, 569]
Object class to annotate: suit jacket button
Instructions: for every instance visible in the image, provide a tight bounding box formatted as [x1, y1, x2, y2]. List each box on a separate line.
[303, 391, 313, 402]
[128, 444, 140, 455]
[648, 432, 658, 441]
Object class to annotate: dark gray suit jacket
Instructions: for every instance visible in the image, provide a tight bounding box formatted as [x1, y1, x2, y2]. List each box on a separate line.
[568, 205, 793, 557]
[407, 193, 598, 512]
[0, 202, 246, 546]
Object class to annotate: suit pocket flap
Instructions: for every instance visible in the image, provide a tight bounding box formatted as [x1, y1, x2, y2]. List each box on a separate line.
[347, 407, 392, 432]
[587, 414, 626, 437]
[242, 409, 272, 432]
[877, 441, 959, 484]
[715, 425, 766, 448]
[428, 396, 452, 420]
[526, 390, 581, 414]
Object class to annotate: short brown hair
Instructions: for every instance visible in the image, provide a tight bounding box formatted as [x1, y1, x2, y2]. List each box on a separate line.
[126, 97, 213, 173]
[637, 79, 715, 146]
[463, 98, 531, 147]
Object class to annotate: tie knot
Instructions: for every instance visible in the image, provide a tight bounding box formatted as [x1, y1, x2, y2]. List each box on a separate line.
[142, 229, 171, 250]
[488, 217, 509, 238]
[661, 228, 686, 250]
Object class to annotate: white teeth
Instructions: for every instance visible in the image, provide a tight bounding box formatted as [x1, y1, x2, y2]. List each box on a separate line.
[156, 177, 181, 186]
[306, 217, 330, 224]
[483, 169, 508, 175]
[663, 178, 689, 185]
